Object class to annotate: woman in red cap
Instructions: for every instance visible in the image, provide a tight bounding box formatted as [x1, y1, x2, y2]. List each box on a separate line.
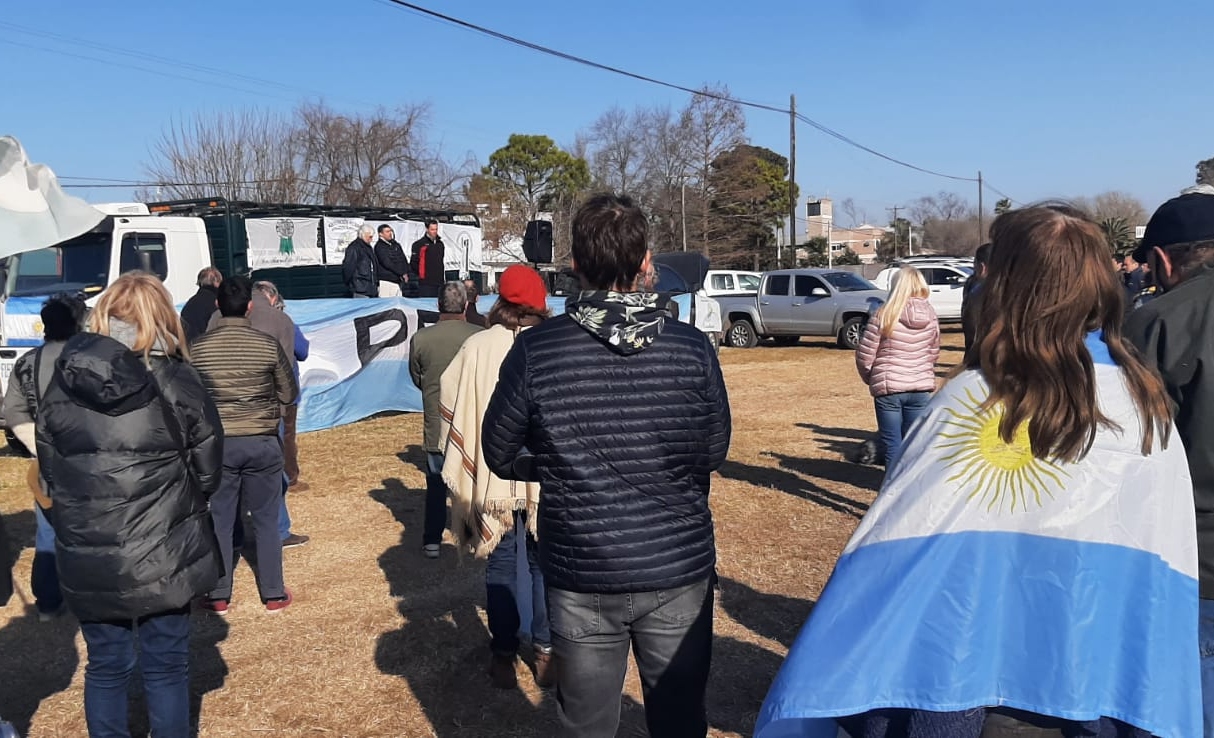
[438, 265, 555, 690]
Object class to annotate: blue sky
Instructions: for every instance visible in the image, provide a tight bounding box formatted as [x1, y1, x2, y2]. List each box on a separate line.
[2, 0, 1208, 228]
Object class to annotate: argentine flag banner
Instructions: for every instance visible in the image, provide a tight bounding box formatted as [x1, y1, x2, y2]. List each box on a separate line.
[756, 338, 1200, 737]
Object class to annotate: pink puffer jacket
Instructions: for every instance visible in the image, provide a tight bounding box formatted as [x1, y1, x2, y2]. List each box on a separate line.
[855, 297, 941, 397]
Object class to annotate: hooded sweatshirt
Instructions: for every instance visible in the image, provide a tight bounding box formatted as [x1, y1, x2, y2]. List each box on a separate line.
[481, 290, 732, 594]
[855, 295, 940, 397]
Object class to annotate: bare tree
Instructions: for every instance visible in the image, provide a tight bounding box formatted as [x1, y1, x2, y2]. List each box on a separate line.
[683, 86, 747, 255]
[143, 101, 471, 208]
[1073, 191, 1149, 226]
[584, 106, 648, 196]
[911, 192, 982, 255]
[143, 109, 305, 201]
[839, 197, 870, 227]
[295, 101, 466, 207]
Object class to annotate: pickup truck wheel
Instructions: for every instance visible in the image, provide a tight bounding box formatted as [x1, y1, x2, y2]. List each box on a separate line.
[726, 320, 758, 348]
[838, 317, 866, 349]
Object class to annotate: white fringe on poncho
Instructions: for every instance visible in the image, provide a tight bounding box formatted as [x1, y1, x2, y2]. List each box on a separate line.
[438, 324, 540, 558]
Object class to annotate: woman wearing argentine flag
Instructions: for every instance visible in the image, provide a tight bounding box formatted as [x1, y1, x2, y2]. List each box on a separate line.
[757, 204, 1198, 737]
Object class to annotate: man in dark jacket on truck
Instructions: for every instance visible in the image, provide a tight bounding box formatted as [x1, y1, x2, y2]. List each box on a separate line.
[1125, 187, 1214, 729]
[482, 193, 731, 738]
[374, 223, 410, 297]
[410, 219, 445, 298]
[192, 276, 299, 613]
[342, 225, 379, 298]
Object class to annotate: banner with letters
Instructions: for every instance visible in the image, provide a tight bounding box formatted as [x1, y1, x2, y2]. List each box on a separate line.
[284, 292, 692, 433]
[245, 217, 322, 268]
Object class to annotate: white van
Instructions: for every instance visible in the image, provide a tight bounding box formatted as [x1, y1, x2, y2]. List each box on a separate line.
[705, 270, 762, 297]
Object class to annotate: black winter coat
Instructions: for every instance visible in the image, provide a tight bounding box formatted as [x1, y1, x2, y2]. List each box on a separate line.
[482, 310, 731, 594]
[342, 239, 379, 297]
[410, 235, 445, 294]
[36, 333, 223, 622]
[180, 285, 218, 344]
[1126, 265, 1214, 598]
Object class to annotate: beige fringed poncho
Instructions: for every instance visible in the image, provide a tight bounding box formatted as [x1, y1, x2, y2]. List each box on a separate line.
[438, 324, 540, 558]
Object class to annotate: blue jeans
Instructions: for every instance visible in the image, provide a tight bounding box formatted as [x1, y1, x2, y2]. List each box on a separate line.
[485, 511, 550, 654]
[32, 506, 62, 614]
[548, 578, 714, 738]
[1201, 598, 1214, 736]
[874, 391, 931, 468]
[423, 452, 447, 546]
[80, 606, 191, 738]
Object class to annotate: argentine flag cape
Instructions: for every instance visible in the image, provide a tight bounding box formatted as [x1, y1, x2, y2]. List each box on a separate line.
[756, 339, 1200, 737]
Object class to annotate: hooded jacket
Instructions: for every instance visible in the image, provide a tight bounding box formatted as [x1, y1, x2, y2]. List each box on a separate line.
[855, 296, 940, 397]
[482, 291, 732, 594]
[35, 333, 223, 622]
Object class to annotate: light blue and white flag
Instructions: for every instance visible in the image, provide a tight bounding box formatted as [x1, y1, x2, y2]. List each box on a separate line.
[756, 337, 1200, 737]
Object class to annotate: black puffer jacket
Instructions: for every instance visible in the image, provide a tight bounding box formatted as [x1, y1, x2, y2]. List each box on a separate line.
[36, 333, 223, 622]
[483, 293, 731, 594]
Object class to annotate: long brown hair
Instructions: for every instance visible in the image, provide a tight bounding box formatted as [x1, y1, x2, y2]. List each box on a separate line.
[967, 203, 1170, 461]
[89, 271, 189, 362]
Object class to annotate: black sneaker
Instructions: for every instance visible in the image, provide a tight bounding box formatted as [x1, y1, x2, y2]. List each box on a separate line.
[282, 533, 310, 548]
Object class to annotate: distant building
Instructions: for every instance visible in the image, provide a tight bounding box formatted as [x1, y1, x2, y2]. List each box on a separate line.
[805, 197, 887, 264]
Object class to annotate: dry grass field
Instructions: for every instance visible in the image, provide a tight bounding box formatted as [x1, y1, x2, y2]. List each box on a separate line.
[0, 328, 965, 737]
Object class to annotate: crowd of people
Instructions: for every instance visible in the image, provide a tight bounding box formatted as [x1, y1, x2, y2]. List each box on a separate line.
[6, 186, 1214, 737]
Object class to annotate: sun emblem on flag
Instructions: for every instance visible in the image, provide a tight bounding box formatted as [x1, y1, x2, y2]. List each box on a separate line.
[937, 387, 1067, 513]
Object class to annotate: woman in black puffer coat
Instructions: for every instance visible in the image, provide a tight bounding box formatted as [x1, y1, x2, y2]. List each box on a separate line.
[36, 271, 222, 738]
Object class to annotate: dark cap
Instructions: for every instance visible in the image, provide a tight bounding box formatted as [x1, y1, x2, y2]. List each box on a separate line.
[1133, 191, 1214, 263]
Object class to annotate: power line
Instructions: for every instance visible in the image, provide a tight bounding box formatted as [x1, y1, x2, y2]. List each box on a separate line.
[375, 0, 983, 184]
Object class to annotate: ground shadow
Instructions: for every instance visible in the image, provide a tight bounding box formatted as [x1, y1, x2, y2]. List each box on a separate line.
[396, 443, 428, 469]
[717, 576, 814, 650]
[0, 606, 79, 734]
[718, 460, 868, 519]
[188, 611, 230, 736]
[709, 636, 786, 737]
[765, 452, 884, 493]
[708, 579, 818, 736]
[370, 478, 556, 737]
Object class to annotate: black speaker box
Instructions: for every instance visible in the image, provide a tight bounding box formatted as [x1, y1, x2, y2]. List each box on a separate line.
[522, 220, 554, 263]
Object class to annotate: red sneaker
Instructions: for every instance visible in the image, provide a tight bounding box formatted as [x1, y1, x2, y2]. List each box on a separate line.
[265, 588, 293, 613]
[198, 599, 228, 616]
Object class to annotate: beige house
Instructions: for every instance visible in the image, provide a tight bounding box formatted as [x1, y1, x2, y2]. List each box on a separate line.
[805, 197, 888, 264]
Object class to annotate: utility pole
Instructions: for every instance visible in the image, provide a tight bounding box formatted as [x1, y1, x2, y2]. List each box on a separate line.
[680, 182, 687, 252]
[887, 205, 904, 259]
[977, 170, 985, 246]
[786, 93, 796, 270]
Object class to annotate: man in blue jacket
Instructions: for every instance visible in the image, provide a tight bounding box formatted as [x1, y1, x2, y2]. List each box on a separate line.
[482, 193, 731, 738]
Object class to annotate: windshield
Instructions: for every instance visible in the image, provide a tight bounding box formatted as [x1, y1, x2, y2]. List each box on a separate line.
[6, 232, 111, 297]
[822, 271, 878, 292]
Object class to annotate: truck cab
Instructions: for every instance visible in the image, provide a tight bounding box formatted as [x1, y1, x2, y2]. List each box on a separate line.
[0, 204, 211, 388]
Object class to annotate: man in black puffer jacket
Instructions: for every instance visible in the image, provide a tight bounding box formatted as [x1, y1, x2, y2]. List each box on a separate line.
[483, 193, 731, 738]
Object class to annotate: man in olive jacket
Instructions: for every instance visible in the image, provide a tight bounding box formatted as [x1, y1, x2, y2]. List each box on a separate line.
[408, 281, 482, 557]
[192, 276, 298, 612]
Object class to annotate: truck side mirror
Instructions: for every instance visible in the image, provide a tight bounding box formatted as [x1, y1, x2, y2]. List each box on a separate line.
[810, 287, 829, 297]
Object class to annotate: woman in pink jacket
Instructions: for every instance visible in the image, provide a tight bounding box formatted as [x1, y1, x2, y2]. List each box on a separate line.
[856, 266, 941, 468]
